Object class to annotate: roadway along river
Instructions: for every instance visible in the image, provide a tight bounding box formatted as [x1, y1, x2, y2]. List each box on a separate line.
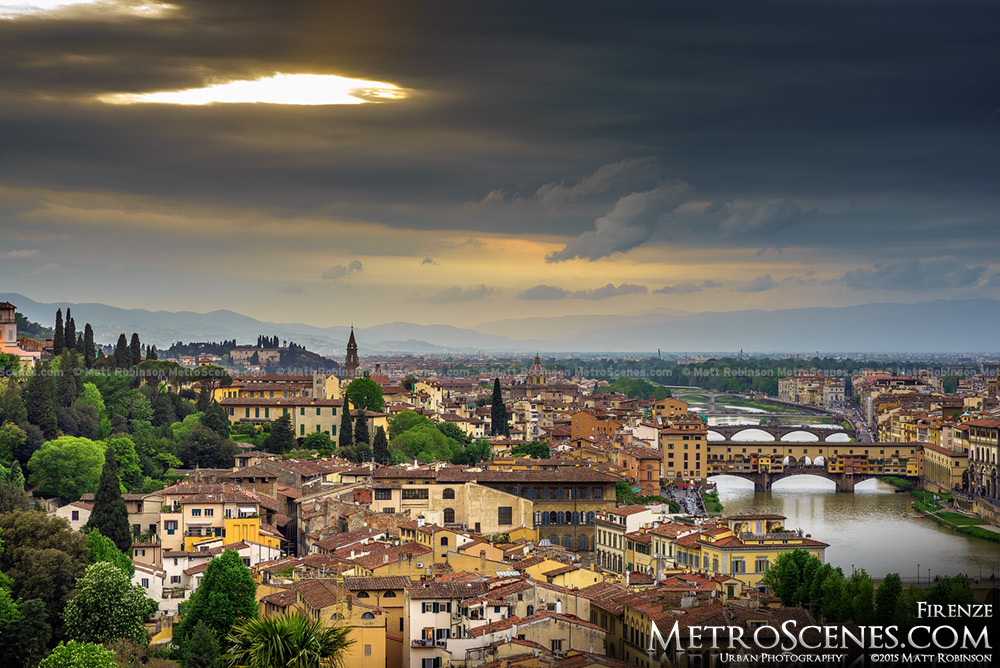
[710, 475, 1000, 582]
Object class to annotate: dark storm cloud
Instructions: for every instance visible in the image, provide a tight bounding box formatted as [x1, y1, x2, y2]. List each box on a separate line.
[0, 0, 998, 258]
[839, 258, 989, 291]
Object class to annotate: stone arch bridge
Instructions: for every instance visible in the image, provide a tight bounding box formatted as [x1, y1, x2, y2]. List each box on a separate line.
[707, 425, 853, 442]
[706, 441, 922, 493]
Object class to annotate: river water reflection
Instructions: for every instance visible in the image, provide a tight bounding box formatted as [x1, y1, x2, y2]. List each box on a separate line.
[711, 475, 1000, 580]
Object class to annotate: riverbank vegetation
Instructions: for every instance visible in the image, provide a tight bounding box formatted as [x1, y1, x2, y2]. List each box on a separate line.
[910, 490, 1000, 544]
[702, 489, 723, 514]
[762, 549, 975, 626]
[882, 476, 913, 491]
[594, 377, 671, 400]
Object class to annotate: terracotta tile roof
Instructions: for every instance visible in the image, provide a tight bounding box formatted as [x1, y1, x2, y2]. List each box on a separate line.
[405, 579, 487, 600]
[577, 581, 629, 615]
[313, 527, 385, 552]
[221, 465, 279, 480]
[467, 614, 521, 637]
[276, 484, 301, 499]
[261, 588, 297, 608]
[343, 576, 411, 591]
[296, 579, 340, 610]
[475, 468, 622, 484]
[354, 542, 431, 571]
[183, 561, 210, 576]
[556, 653, 633, 668]
[220, 397, 345, 407]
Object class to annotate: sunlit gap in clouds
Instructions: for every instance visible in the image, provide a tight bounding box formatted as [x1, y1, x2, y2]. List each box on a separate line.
[100, 73, 409, 106]
[0, 0, 172, 19]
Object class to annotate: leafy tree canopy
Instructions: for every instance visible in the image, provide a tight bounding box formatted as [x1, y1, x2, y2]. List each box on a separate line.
[511, 441, 549, 460]
[40, 640, 117, 668]
[388, 411, 433, 439]
[63, 561, 157, 645]
[28, 436, 105, 502]
[84, 529, 135, 578]
[173, 549, 257, 647]
[344, 377, 384, 412]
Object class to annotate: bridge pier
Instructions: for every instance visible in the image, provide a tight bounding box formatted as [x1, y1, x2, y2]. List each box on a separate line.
[833, 474, 855, 493]
[720, 470, 860, 492]
[749, 473, 770, 493]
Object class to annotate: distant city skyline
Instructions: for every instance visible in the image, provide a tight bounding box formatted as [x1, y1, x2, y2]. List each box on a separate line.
[1, 1, 998, 328]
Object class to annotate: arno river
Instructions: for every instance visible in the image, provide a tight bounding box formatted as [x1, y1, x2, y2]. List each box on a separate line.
[711, 476, 1000, 582]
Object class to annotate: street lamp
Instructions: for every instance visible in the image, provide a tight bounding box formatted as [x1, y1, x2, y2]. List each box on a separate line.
[917, 563, 920, 584]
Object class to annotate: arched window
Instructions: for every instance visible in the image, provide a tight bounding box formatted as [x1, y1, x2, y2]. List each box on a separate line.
[356, 591, 369, 598]
[361, 612, 375, 620]
[557, 511, 565, 525]
[443, 508, 455, 524]
[563, 535, 574, 550]
[383, 590, 396, 598]
[443, 488, 455, 499]
[331, 612, 341, 620]
[526, 604, 534, 616]
[578, 534, 588, 551]
[549, 511, 557, 525]
[571, 511, 580, 525]
[548, 534, 558, 545]
[586, 511, 595, 525]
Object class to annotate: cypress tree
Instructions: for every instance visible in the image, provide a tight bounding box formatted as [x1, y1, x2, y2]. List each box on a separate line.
[338, 403, 353, 449]
[490, 378, 507, 436]
[372, 426, 389, 465]
[65, 310, 76, 352]
[25, 363, 58, 439]
[353, 409, 369, 445]
[129, 333, 141, 367]
[83, 324, 96, 369]
[264, 413, 295, 454]
[146, 345, 157, 361]
[183, 620, 221, 668]
[114, 334, 130, 369]
[196, 386, 211, 411]
[53, 309, 65, 355]
[200, 401, 230, 440]
[86, 447, 132, 553]
[55, 349, 79, 407]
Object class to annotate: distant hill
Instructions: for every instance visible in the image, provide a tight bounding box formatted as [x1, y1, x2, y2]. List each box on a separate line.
[3, 293, 997, 353]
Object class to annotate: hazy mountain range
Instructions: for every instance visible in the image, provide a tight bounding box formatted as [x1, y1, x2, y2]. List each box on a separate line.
[3, 293, 998, 354]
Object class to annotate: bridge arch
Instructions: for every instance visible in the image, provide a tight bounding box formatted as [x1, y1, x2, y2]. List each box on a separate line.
[825, 432, 851, 442]
[707, 430, 725, 441]
[730, 428, 775, 442]
[772, 473, 837, 490]
[781, 430, 819, 442]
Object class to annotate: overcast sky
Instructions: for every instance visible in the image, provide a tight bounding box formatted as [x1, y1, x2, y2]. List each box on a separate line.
[1, 0, 998, 328]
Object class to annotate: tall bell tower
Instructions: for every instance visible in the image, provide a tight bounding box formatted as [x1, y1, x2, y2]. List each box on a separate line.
[344, 327, 359, 379]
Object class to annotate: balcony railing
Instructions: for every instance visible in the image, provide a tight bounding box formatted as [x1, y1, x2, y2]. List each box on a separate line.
[411, 639, 436, 648]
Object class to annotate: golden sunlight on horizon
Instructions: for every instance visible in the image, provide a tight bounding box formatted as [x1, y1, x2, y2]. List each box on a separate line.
[1, 0, 172, 20]
[100, 73, 408, 106]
